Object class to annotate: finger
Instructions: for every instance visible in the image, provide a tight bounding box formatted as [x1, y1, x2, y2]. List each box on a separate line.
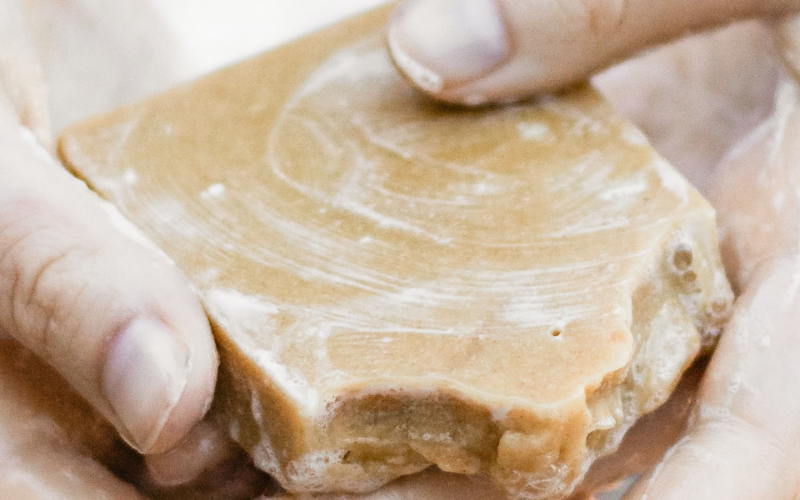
[0, 0, 50, 143]
[142, 420, 273, 499]
[778, 13, 800, 79]
[144, 421, 238, 487]
[387, 0, 800, 104]
[623, 258, 800, 499]
[623, 79, 800, 499]
[594, 20, 780, 193]
[0, 98, 218, 454]
[0, 338, 150, 500]
[709, 79, 800, 290]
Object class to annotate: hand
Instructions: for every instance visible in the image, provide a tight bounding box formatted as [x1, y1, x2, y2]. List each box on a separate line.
[383, 1, 800, 499]
[386, 0, 799, 104]
[0, 70, 217, 460]
[0, 1, 281, 496]
[0, 0, 218, 474]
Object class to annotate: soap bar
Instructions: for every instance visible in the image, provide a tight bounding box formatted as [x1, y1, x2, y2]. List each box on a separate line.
[58, 6, 733, 500]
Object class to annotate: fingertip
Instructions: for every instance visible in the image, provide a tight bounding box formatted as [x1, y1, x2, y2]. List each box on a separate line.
[386, 0, 621, 104]
[0, 100, 219, 458]
[389, 0, 800, 105]
[388, 0, 510, 101]
[92, 205, 220, 455]
[100, 311, 217, 456]
[102, 317, 191, 453]
[138, 311, 219, 455]
[623, 418, 799, 499]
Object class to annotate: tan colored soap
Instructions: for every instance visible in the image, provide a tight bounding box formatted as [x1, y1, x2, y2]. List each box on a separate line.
[58, 6, 733, 500]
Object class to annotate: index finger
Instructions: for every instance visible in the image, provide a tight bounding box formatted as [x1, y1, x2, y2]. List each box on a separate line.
[387, 0, 800, 104]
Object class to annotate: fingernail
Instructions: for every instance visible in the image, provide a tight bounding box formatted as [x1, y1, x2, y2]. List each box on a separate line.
[103, 317, 190, 453]
[389, 0, 509, 93]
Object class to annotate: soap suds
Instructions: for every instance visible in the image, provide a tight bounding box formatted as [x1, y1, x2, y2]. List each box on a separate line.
[503, 463, 570, 500]
[122, 168, 138, 185]
[652, 158, 689, 201]
[249, 390, 281, 477]
[492, 406, 511, 422]
[252, 349, 319, 414]
[284, 450, 388, 494]
[599, 174, 648, 200]
[205, 290, 283, 347]
[517, 122, 551, 140]
[99, 200, 172, 261]
[206, 288, 280, 317]
[202, 182, 226, 198]
[549, 214, 631, 237]
[621, 125, 649, 146]
[335, 197, 453, 245]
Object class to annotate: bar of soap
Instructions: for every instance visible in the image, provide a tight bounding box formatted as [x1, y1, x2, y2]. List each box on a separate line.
[58, 6, 733, 500]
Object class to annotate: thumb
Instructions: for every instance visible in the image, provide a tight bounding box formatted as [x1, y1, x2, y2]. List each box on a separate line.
[0, 98, 218, 454]
[387, 0, 800, 104]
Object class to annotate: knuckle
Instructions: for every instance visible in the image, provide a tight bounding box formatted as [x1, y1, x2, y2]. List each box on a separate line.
[0, 194, 99, 357]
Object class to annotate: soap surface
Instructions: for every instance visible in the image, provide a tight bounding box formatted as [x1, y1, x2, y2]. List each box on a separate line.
[58, 6, 733, 500]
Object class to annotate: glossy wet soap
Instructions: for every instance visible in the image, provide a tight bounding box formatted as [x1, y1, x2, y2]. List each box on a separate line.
[58, 6, 733, 500]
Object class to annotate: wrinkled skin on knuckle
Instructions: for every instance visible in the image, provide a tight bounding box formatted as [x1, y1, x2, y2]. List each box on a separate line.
[0, 194, 103, 359]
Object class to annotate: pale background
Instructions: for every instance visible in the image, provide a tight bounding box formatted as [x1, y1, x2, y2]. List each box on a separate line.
[152, 0, 390, 78]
